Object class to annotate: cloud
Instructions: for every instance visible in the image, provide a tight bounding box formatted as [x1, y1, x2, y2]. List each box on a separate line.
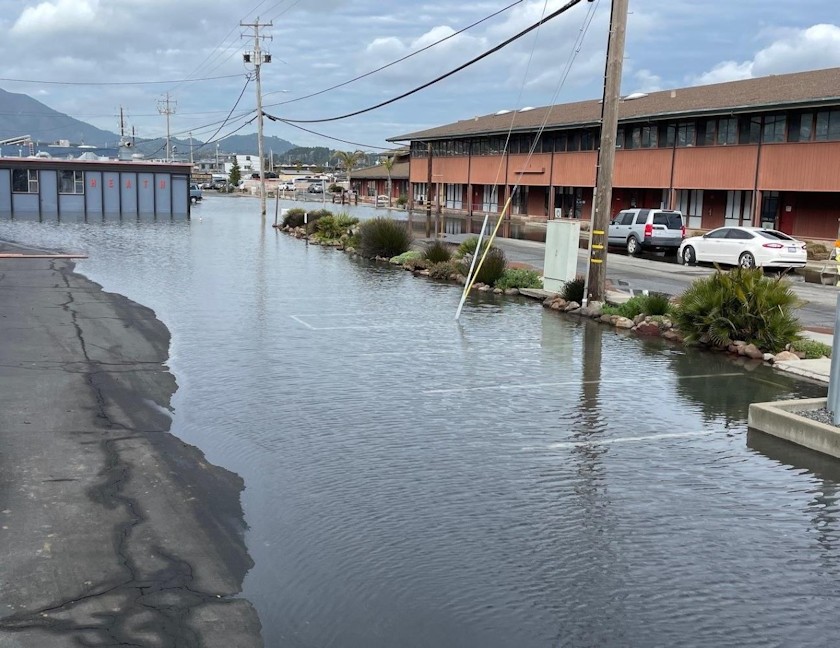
[632, 69, 664, 93]
[11, 0, 98, 34]
[692, 23, 840, 85]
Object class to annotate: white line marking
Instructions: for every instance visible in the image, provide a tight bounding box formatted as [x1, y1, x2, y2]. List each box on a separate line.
[424, 373, 743, 395]
[542, 430, 720, 450]
[289, 315, 315, 330]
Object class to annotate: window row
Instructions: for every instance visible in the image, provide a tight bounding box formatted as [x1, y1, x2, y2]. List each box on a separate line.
[410, 108, 840, 157]
[11, 169, 85, 194]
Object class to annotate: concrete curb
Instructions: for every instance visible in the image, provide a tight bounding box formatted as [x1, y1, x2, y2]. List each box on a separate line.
[773, 358, 832, 383]
[749, 397, 840, 460]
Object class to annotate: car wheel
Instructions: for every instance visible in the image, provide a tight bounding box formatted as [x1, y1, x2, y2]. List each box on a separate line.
[626, 236, 640, 256]
[739, 252, 756, 269]
[682, 246, 696, 266]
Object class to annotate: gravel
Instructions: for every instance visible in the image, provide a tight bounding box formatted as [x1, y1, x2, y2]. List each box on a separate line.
[798, 407, 840, 427]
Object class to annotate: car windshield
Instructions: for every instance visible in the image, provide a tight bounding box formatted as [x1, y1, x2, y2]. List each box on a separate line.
[757, 230, 794, 241]
[653, 213, 683, 229]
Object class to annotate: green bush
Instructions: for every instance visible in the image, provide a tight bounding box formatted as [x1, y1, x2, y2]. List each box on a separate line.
[390, 250, 422, 264]
[464, 246, 506, 286]
[790, 339, 832, 359]
[455, 236, 492, 259]
[314, 213, 359, 240]
[423, 240, 452, 263]
[396, 194, 408, 206]
[428, 260, 459, 280]
[561, 275, 585, 303]
[496, 268, 543, 290]
[404, 257, 431, 271]
[672, 267, 801, 352]
[602, 293, 671, 319]
[358, 217, 412, 258]
[281, 208, 308, 228]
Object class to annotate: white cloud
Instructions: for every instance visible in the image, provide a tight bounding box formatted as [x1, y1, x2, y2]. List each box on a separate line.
[12, 0, 98, 34]
[632, 69, 664, 93]
[692, 23, 840, 85]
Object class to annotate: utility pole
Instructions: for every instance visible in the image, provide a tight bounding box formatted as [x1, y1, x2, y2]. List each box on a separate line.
[156, 93, 176, 162]
[585, 0, 628, 304]
[189, 131, 194, 165]
[241, 17, 272, 217]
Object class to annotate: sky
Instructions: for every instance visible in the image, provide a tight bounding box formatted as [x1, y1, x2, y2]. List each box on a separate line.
[0, 0, 839, 152]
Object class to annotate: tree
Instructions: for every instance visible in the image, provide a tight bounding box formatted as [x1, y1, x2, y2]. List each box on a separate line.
[381, 155, 395, 207]
[229, 159, 241, 188]
[335, 150, 364, 177]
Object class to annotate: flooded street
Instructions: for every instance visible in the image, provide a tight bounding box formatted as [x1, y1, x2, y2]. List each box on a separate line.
[1, 195, 837, 647]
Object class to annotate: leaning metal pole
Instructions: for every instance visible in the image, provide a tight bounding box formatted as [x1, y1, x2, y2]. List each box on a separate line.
[828, 293, 840, 424]
[584, 0, 628, 304]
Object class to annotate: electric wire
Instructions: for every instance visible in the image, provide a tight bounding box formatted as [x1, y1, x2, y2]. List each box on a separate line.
[0, 73, 244, 87]
[267, 118, 393, 151]
[189, 74, 254, 152]
[262, 0, 525, 109]
[265, 0, 589, 124]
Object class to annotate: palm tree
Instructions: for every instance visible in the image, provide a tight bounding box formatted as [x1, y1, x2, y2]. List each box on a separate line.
[381, 155, 395, 207]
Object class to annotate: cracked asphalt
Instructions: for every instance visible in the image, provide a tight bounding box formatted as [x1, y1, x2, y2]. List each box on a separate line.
[0, 242, 262, 647]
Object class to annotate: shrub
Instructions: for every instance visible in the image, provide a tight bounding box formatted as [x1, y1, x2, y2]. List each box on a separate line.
[423, 240, 452, 263]
[672, 267, 801, 352]
[561, 275, 585, 303]
[358, 217, 412, 258]
[390, 250, 422, 264]
[465, 246, 506, 286]
[428, 260, 459, 280]
[496, 268, 543, 290]
[403, 257, 431, 271]
[455, 236, 492, 259]
[314, 213, 359, 240]
[396, 194, 408, 206]
[281, 208, 308, 228]
[328, 183, 344, 193]
[640, 292, 672, 316]
[790, 339, 832, 359]
[806, 241, 831, 261]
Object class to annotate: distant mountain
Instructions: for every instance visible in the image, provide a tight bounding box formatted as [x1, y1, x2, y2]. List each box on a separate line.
[213, 134, 295, 157]
[0, 87, 120, 147]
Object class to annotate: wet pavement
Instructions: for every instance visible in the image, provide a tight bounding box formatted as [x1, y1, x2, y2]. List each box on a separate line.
[1, 195, 839, 647]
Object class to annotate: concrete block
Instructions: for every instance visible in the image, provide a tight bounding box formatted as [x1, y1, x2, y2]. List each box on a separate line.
[748, 397, 840, 460]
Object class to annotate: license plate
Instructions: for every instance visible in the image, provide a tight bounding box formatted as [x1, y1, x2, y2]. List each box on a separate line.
[787, 247, 796, 253]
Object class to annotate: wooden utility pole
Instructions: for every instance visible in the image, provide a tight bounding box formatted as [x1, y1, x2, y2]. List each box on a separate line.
[585, 0, 629, 304]
[156, 94, 176, 162]
[426, 143, 433, 238]
[241, 17, 273, 217]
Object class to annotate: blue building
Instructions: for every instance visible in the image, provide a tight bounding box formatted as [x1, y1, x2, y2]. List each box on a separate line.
[0, 157, 192, 220]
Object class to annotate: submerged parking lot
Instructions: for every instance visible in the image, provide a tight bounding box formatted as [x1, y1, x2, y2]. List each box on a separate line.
[1, 196, 837, 647]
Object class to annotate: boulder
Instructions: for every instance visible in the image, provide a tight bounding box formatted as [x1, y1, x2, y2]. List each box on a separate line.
[634, 321, 661, 336]
[478, 284, 493, 292]
[662, 329, 684, 343]
[564, 301, 581, 312]
[773, 351, 800, 363]
[599, 314, 614, 324]
[615, 317, 635, 329]
[543, 297, 555, 307]
[633, 314, 646, 325]
[504, 288, 520, 296]
[763, 353, 774, 362]
[743, 343, 765, 360]
[549, 300, 565, 311]
[493, 287, 503, 294]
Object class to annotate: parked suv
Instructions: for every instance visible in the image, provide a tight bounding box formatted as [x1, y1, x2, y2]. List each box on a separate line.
[189, 183, 202, 203]
[607, 208, 684, 255]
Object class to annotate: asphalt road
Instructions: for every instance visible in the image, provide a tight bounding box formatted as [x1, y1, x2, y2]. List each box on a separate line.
[453, 235, 840, 331]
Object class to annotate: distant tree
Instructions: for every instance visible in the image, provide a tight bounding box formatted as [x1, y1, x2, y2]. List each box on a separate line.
[229, 159, 241, 187]
[381, 156, 395, 207]
[336, 150, 364, 177]
[313, 165, 325, 173]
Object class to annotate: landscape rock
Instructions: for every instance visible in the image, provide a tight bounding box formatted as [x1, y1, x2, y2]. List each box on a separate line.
[478, 284, 493, 292]
[634, 321, 662, 337]
[493, 287, 503, 294]
[543, 297, 555, 307]
[773, 351, 800, 362]
[743, 343, 765, 360]
[763, 353, 775, 362]
[550, 299, 566, 311]
[599, 314, 614, 324]
[504, 288, 520, 296]
[662, 329, 684, 343]
[564, 301, 581, 312]
[615, 317, 635, 329]
[633, 314, 646, 325]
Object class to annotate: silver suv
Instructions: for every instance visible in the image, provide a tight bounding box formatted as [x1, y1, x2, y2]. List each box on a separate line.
[607, 208, 684, 255]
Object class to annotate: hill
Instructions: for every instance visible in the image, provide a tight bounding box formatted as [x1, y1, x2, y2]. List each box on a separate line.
[0, 87, 120, 147]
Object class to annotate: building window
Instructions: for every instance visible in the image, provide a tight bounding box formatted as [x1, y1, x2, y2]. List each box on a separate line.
[724, 190, 753, 227]
[676, 122, 696, 147]
[59, 170, 85, 194]
[738, 115, 761, 144]
[815, 109, 840, 140]
[615, 128, 624, 149]
[677, 189, 704, 229]
[580, 129, 596, 151]
[566, 131, 581, 152]
[658, 123, 676, 148]
[788, 113, 813, 142]
[641, 125, 657, 148]
[762, 114, 787, 143]
[716, 118, 737, 145]
[12, 169, 38, 193]
[695, 120, 715, 146]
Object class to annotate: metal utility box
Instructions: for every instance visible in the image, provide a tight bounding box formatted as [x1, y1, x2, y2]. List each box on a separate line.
[543, 219, 580, 293]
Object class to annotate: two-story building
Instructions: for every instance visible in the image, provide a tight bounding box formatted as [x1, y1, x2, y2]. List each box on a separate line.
[389, 67, 840, 240]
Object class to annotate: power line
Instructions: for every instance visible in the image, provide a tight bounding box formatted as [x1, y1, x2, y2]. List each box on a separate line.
[267, 0, 589, 124]
[0, 73, 244, 87]
[190, 75, 254, 153]
[265, 117, 393, 150]
[263, 0, 525, 110]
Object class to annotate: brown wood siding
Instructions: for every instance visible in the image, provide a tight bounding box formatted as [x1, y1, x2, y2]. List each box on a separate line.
[789, 192, 840, 239]
[526, 187, 547, 218]
[673, 146, 759, 190]
[467, 156, 508, 185]
[431, 157, 470, 184]
[550, 151, 597, 187]
[759, 142, 840, 192]
[507, 153, 551, 185]
[614, 150, 672, 188]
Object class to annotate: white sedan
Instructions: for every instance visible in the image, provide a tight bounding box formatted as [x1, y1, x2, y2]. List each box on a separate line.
[679, 226, 807, 269]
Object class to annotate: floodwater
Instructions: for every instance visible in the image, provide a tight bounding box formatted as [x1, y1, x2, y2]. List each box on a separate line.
[2, 195, 838, 648]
